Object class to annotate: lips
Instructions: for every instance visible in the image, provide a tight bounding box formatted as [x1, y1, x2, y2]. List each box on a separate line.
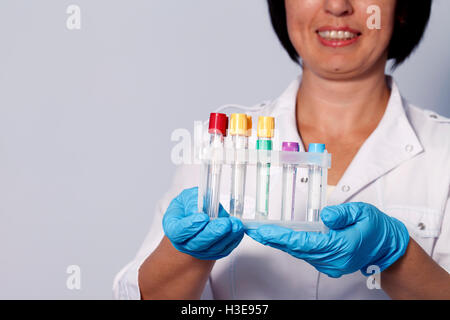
[316, 26, 362, 48]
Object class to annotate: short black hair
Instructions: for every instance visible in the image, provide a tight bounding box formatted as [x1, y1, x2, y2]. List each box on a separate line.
[267, 0, 433, 68]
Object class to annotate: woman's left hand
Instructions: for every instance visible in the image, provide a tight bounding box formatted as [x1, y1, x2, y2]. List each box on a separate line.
[245, 202, 410, 278]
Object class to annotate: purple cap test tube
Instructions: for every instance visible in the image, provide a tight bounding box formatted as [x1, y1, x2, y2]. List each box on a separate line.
[282, 142, 300, 152]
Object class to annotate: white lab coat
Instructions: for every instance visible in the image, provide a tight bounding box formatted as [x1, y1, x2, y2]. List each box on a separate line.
[113, 75, 450, 300]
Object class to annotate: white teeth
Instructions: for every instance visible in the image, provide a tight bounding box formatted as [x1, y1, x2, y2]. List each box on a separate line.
[318, 31, 329, 38]
[318, 30, 358, 40]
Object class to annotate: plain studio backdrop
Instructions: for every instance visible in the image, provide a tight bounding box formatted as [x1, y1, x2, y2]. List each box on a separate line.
[0, 0, 449, 299]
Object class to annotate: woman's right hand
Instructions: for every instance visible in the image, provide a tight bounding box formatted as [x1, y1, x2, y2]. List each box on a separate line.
[162, 187, 245, 260]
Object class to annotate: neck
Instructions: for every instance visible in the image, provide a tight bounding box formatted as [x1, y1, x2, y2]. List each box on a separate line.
[296, 63, 391, 137]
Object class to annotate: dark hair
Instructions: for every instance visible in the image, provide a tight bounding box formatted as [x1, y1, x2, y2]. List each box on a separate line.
[267, 0, 433, 68]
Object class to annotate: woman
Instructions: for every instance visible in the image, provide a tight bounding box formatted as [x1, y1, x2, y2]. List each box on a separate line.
[114, 0, 450, 299]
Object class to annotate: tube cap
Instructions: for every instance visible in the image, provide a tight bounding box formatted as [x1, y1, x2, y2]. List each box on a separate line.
[208, 113, 228, 136]
[282, 142, 300, 152]
[246, 115, 252, 137]
[230, 113, 252, 136]
[257, 116, 275, 138]
[256, 139, 273, 150]
[308, 143, 326, 153]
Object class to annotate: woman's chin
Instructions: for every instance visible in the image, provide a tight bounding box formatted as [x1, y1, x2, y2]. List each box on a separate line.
[304, 51, 386, 80]
[305, 58, 371, 79]
[310, 65, 362, 80]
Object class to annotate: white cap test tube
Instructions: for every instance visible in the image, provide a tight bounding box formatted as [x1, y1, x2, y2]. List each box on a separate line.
[280, 142, 300, 221]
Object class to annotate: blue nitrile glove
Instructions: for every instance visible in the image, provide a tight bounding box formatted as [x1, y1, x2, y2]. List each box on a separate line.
[162, 187, 245, 260]
[246, 202, 410, 278]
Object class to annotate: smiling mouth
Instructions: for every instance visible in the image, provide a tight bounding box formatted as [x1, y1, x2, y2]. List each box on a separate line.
[315, 27, 362, 47]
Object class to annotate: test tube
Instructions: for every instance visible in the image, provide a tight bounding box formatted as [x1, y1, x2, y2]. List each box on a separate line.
[306, 143, 326, 222]
[255, 116, 275, 219]
[202, 113, 228, 219]
[229, 113, 252, 218]
[281, 142, 300, 221]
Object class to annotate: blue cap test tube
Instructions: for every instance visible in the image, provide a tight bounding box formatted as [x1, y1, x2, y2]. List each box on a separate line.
[306, 143, 326, 222]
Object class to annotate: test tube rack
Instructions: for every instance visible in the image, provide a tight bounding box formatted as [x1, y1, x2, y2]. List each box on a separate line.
[197, 145, 332, 233]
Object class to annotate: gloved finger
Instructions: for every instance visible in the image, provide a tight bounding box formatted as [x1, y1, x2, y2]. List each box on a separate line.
[193, 229, 244, 260]
[183, 217, 233, 251]
[188, 217, 244, 260]
[206, 217, 245, 255]
[244, 224, 291, 245]
[163, 187, 206, 242]
[163, 212, 209, 244]
[163, 187, 200, 224]
[320, 202, 367, 230]
[246, 224, 331, 253]
[177, 187, 200, 216]
[218, 203, 230, 218]
[208, 233, 244, 259]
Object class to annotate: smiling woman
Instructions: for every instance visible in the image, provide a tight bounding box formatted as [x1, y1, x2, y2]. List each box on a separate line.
[115, 0, 450, 300]
[268, 0, 432, 68]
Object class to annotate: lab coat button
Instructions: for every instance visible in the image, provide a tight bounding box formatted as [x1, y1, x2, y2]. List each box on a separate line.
[417, 222, 426, 230]
[341, 185, 350, 192]
[405, 145, 414, 153]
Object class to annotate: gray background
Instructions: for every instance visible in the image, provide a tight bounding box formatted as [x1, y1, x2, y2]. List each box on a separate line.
[0, 0, 448, 299]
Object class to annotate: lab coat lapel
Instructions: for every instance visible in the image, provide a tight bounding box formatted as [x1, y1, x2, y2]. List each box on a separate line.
[268, 76, 423, 205]
[327, 77, 424, 204]
[268, 76, 305, 151]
